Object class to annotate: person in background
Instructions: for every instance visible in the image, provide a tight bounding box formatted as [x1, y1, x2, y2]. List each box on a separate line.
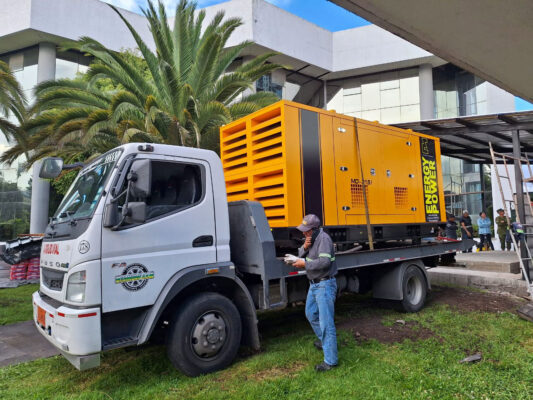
[507, 221, 524, 249]
[495, 208, 511, 251]
[445, 214, 458, 239]
[460, 210, 474, 252]
[477, 211, 494, 251]
[441, 213, 458, 264]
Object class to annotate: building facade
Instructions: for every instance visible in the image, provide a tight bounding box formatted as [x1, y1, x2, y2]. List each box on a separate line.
[0, 0, 516, 240]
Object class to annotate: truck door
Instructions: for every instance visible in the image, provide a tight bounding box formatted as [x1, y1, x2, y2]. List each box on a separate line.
[100, 156, 217, 313]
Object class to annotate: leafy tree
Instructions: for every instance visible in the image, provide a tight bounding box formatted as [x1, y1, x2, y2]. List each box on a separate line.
[0, 61, 27, 148]
[0, 175, 30, 241]
[3, 0, 282, 166]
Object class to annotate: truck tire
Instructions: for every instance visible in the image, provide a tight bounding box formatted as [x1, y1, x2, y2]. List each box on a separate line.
[400, 265, 427, 313]
[166, 292, 242, 377]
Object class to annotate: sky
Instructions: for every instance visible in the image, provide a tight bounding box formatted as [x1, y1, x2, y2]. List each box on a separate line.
[101, 0, 371, 31]
[102, 0, 532, 111]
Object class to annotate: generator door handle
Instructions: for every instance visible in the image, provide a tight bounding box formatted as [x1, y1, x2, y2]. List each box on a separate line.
[193, 235, 214, 247]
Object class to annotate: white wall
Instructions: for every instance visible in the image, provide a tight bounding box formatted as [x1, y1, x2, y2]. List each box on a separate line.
[332, 24, 437, 74]
[327, 68, 421, 123]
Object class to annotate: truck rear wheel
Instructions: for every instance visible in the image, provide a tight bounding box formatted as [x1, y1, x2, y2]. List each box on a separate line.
[400, 265, 427, 312]
[167, 292, 242, 377]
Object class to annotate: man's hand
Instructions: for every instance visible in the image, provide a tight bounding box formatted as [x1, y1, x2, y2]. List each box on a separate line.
[467, 232, 472, 238]
[303, 236, 312, 250]
[293, 259, 306, 268]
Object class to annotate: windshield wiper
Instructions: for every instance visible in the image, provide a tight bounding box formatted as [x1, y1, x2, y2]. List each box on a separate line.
[59, 210, 77, 226]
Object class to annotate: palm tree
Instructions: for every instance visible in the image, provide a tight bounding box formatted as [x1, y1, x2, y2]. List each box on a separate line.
[5, 0, 282, 165]
[0, 61, 27, 148]
[67, 0, 282, 148]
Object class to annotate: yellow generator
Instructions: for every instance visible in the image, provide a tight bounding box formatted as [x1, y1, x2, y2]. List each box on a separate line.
[219, 100, 446, 247]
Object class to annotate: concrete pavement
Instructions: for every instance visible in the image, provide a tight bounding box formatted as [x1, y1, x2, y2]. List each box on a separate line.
[0, 320, 59, 367]
[455, 252, 520, 273]
[429, 267, 529, 297]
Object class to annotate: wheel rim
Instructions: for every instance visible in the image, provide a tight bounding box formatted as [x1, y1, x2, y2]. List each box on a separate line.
[190, 311, 227, 359]
[405, 275, 423, 305]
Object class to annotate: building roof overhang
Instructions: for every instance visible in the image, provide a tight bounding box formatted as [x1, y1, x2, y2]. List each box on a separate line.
[330, 0, 533, 102]
[394, 111, 533, 164]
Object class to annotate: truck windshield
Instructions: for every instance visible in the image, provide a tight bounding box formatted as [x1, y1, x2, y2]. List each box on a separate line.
[54, 149, 122, 222]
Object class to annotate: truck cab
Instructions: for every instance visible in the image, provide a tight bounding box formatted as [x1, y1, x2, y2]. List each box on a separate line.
[33, 143, 251, 374]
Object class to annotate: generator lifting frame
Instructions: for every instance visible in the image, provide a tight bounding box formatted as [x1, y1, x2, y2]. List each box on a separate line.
[489, 142, 533, 298]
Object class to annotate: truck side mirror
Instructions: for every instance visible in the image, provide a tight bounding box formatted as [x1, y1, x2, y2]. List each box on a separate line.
[39, 157, 63, 179]
[123, 202, 146, 224]
[128, 159, 151, 199]
[103, 203, 119, 228]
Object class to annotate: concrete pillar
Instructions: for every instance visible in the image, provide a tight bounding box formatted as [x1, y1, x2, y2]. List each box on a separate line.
[37, 42, 56, 83]
[322, 80, 327, 110]
[30, 43, 56, 234]
[418, 63, 435, 120]
[30, 160, 50, 234]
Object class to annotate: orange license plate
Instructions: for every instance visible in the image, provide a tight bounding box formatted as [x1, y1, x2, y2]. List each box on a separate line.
[37, 306, 46, 327]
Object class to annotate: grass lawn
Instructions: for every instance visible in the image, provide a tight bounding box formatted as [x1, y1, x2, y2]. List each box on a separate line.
[1, 286, 532, 399]
[0, 284, 38, 325]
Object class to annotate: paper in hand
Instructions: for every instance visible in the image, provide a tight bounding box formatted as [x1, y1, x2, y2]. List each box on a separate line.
[284, 254, 303, 265]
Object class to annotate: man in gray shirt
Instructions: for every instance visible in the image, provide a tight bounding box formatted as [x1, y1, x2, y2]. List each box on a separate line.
[293, 214, 338, 371]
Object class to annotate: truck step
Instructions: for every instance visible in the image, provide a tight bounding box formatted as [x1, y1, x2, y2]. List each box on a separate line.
[103, 336, 138, 350]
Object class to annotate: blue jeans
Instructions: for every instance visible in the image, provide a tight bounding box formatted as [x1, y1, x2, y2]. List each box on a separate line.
[305, 278, 338, 366]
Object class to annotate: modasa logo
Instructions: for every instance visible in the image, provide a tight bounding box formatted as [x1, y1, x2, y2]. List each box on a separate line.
[43, 244, 60, 255]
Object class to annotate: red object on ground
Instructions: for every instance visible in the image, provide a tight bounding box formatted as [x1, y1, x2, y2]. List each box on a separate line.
[10, 263, 28, 280]
[26, 257, 40, 280]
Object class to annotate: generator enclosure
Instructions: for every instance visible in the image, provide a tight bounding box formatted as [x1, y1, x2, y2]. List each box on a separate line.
[219, 100, 446, 242]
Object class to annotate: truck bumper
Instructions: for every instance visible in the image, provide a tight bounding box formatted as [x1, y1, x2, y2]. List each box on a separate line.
[32, 291, 102, 370]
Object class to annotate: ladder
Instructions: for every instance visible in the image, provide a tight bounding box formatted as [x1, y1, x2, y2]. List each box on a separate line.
[489, 142, 533, 298]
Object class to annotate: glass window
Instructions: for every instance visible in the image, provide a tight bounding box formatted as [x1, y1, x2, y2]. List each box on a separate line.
[256, 74, 282, 98]
[55, 149, 122, 222]
[56, 50, 92, 80]
[433, 64, 485, 118]
[463, 162, 480, 174]
[143, 161, 203, 220]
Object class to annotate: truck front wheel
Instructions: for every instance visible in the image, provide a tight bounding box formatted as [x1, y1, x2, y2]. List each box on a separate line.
[167, 292, 242, 376]
[400, 265, 427, 313]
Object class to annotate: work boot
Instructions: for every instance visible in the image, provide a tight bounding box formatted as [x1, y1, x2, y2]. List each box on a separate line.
[313, 340, 322, 350]
[315, 362, 337, 372]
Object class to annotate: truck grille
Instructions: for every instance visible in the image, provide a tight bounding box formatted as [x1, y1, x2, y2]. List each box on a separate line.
[42, 267, 65, 291]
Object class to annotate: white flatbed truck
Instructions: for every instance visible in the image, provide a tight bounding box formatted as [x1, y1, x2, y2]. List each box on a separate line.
[33, 143, 469, 376]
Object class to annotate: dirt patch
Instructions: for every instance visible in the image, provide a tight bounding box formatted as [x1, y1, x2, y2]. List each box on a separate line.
[248, 362, 306, 382]
[338, 317, 435, 344]
[215, 362, 305, 387]
[428, 286, 525, 313]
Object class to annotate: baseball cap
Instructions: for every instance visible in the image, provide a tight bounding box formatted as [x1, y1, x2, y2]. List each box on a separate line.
[297, 214, 321, 232]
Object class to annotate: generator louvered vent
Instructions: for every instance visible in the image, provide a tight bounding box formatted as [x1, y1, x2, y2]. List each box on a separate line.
[221, 121, 248, 173]
[250, 107, 283, 166]
[394, 187, 408, 208]
[253, 169, 286, 222]
[351, 181, 368, 208]
[225, 176, 249, 202]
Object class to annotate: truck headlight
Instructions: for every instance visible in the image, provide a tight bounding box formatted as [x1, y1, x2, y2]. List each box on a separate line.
[66, 271, 86, 303]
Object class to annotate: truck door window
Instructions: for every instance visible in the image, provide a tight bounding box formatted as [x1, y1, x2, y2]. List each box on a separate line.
[129, 161, 203, 221]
